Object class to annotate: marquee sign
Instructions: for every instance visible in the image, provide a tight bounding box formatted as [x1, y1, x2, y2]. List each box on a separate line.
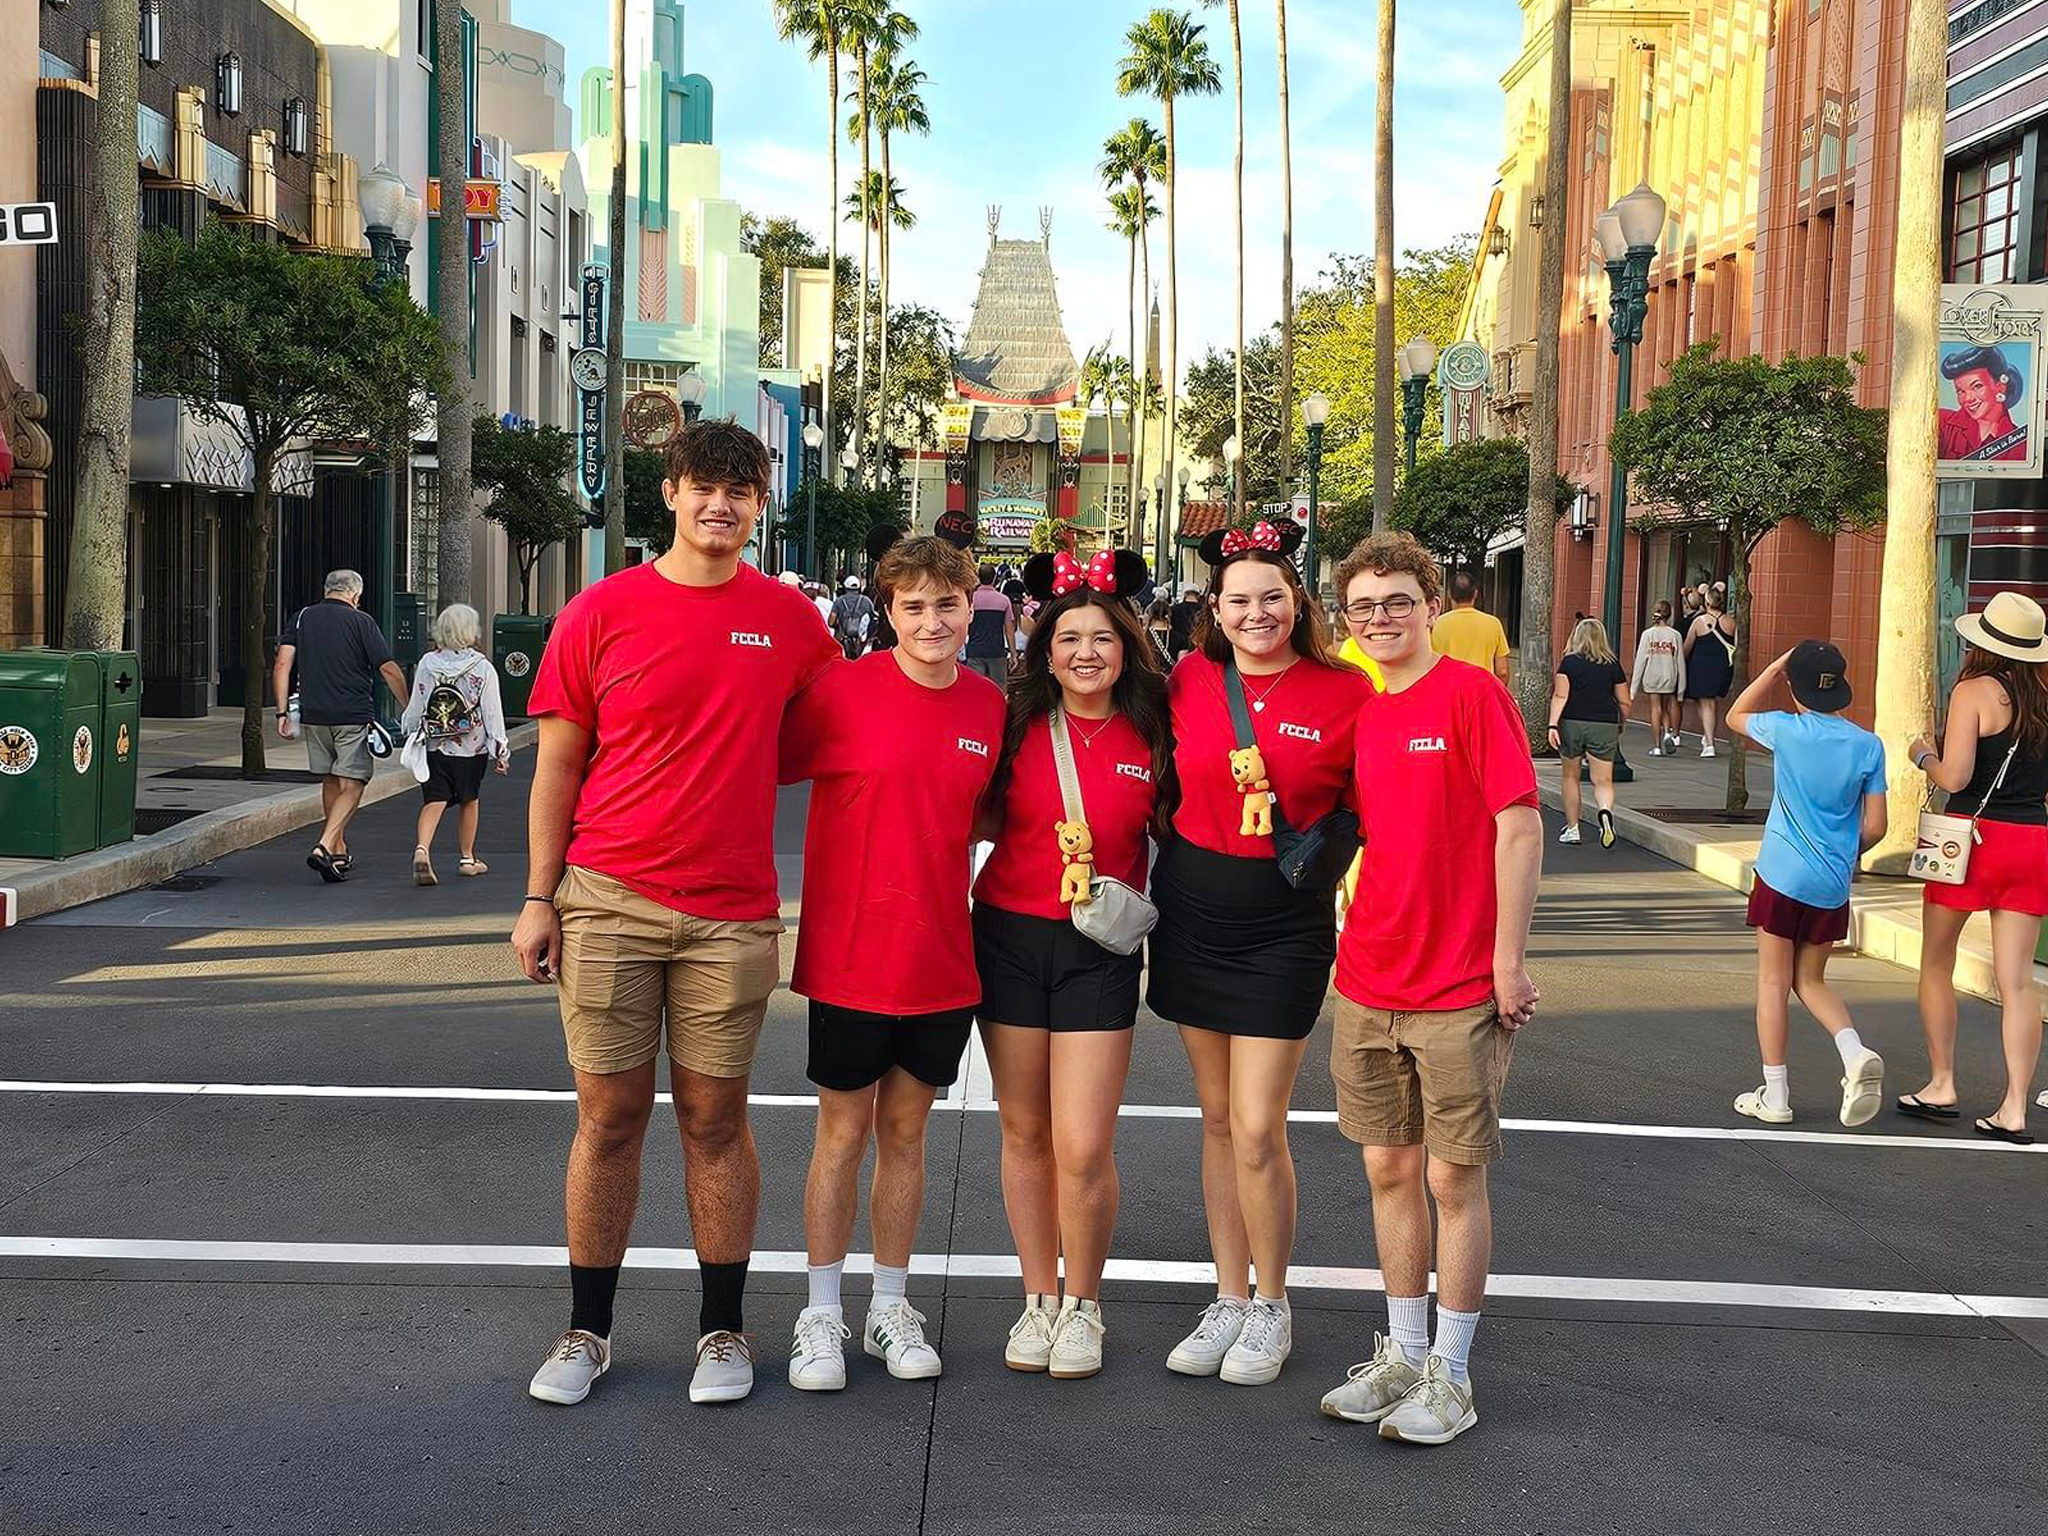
[426, 179, 503, 220]
[0, 203, 57, 246]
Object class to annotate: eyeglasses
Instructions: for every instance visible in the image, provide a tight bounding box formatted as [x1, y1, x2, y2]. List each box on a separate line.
[1342, 595, 1419, 622]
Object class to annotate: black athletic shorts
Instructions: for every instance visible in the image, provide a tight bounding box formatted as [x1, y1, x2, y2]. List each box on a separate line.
[421, 750, 488, 806]
[972, 902, 1143, 1032]
[807, 1000, 975, 1092]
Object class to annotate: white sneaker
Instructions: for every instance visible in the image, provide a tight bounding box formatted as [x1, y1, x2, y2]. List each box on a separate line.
[1557, 823, 1582, 845]
[1663, 731, 1682, 754]
[788, 1306, 850, 1392]
[1701, 742, 1716, 758]
[528, 1328, 610, 1404]
[1648, 745, 1664, 757]
[1378, 1355, 1478, 1445]
[1166, 1296, 1250, 1376]
[1734, 1086, 1794, 1125]
[1005, 1293, 1059, 1372]
[864, 1298, 942, 1380]
[689, 1329, 755, 1403]
[1048, 1297, 1106, 1380]
[1219, 1295, 1292, 1385]
[1839, 1049, 1885, 1128]
[1319, 1333, 1423, 1424]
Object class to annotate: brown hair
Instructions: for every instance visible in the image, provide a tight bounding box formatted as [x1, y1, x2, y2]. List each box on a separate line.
[663, 418, 770, 494]
[1334, 531, 1444, 608]
[1194, 549, 1339, 668]
[874, 534, 976, 608]
[1960, 645, 2048, 757]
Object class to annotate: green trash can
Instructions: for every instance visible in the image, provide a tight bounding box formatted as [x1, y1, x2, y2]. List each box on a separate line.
[0, 649, 104, 859]
[95, 650, 142, 848]
[493, 613, 547, 722]
[391, 593, 426, 676]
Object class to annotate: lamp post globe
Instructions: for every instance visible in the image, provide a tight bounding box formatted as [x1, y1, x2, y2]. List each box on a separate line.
[1302, 391, 1331, 586]
[677, 370, 708, 423]
[355, 163, 412, 639]
[802, 420, 825, 578]
[1398, 339, 1434, 475]
[358, 163, 408, 284]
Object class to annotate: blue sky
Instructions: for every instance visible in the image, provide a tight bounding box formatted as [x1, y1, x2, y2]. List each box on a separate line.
[515, 0, 1526, 368]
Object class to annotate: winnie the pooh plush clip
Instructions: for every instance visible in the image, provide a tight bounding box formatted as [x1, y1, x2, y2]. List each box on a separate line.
[1056, 819, 1096, 905]
[1230, 746, 1275, 838]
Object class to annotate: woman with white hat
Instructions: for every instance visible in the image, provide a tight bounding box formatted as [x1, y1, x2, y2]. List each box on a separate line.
[1902, 591, 2048, 1144]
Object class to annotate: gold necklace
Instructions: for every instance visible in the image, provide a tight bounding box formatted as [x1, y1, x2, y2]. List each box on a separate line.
[1066, 711, 1115, 748]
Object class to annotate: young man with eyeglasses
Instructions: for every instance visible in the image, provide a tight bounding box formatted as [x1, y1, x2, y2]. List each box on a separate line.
[1318, 532, 1542, 1447]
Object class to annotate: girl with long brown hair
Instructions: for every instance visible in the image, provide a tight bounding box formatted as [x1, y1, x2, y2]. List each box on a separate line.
[973, 548, 1172, 1379]
[1903, 592, 2048, 1142]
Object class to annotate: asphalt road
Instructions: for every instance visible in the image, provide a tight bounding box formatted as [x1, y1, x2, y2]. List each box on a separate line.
[2, 752, 2044, 1536]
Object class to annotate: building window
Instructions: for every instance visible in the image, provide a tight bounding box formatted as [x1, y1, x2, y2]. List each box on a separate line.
[1950, 140, 2023, 284]
[900, 477, 920, 526]
[411, 469, 441, 613]
[1107, 482, 1129, 536]
[623, 360, 679, 398]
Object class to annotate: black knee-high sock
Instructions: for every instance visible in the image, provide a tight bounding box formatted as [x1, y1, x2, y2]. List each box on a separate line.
[699, 1260, 750, 1336]
[569, 1263, 620, 1338]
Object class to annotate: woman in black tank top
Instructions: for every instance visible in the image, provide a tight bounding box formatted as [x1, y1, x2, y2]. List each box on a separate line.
[1904, 592, 2048, 1142]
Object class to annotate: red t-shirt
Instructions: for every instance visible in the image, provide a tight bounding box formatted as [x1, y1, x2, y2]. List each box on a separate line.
[528, 561, 839, 921]
[1167, 651, 1370, 857]
[1337, 657, 1539, 1012]
[779, 652, 1005, 1014]
[975, 712, 1159, 920]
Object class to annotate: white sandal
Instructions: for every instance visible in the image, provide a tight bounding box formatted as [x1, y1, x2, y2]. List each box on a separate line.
[458, 856, 488, 877]
[412, 846, 436, 886]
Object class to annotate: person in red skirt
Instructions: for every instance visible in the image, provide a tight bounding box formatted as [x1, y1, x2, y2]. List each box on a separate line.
[1905, 591, 2048, 1144]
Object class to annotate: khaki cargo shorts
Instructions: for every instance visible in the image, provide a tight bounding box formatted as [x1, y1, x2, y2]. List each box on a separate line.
[553, 865, 783, 1079]
[305, 723, 374, 782]
[1330, 995, 1515, 1165]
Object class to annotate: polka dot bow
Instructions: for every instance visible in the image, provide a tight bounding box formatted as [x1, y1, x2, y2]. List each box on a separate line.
[1052, 549, 1119, 596]
[1220, 521, 1284, 556]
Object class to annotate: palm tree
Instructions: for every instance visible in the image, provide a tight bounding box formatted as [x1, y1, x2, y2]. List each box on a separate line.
[1203, 0, 1248, 520]
[1117, 12, 1220, 583]
[868, 51, 929, 468]
[1274, 0, 1296, 493]
[846, 170, 914, 453]
[842, 4, 918, 480]
[1105, 183, 1158, 547]
[1371, 0, 1395, 533]
[1100, 118, 1167, 549]
[775, 1, 851, 482]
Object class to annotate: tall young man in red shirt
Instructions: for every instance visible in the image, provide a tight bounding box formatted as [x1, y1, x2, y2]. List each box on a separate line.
[1318, 532, 1543, 1446]
[777, 536, 1004, 1391]
[513, 420, 839, 1408]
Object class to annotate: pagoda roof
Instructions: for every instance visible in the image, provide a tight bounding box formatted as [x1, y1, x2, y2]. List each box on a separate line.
[954, 238, 1080, 406]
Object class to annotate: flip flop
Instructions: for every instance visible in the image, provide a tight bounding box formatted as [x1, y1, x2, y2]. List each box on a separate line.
[1895, 1093, 1959, 1122]
[1973, 1117, 2036, 1146]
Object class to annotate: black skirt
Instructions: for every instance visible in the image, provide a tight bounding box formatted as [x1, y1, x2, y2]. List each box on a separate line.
[1146, 836, 1337, 1040]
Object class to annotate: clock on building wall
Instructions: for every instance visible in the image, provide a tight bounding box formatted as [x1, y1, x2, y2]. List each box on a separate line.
[570, 347, 608, 394]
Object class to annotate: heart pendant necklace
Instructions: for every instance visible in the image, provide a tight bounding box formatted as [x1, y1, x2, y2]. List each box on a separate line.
[1242, 665, 1293, 715]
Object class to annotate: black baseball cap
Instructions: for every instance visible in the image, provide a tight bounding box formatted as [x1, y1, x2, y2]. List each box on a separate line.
[1787, 640, 1851, 713]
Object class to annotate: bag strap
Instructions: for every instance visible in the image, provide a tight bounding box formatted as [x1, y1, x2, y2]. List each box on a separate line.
[1970, 740, 2020, 823]
[1047, 708, 1087, 826]
[1221, 661, 1297, 837]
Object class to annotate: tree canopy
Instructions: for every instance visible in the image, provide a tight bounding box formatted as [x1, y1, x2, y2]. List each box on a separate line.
[622, 446, 672, 555]
[472, 415, 587, 614]
[1391, 437, 1575, 573]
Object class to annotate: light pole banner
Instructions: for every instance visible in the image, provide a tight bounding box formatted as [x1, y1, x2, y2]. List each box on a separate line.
[577, 263, 608, 501]
[1437, 342, 1489, 447]
[1938, 284, 2044, 481]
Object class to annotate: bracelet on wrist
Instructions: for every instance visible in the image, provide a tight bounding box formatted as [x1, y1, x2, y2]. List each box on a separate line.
[522, 894, 554, 905]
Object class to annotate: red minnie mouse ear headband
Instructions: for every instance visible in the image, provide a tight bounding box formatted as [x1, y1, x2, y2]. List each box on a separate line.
[1022, 548, 1150, 603]
[1198, 519, 1305, 567]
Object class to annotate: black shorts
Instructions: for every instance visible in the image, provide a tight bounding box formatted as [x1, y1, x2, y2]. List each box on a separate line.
[421, 750, 488, 805]
[972, 903, 1143, 1032]
[807, 1000, 975, 1092]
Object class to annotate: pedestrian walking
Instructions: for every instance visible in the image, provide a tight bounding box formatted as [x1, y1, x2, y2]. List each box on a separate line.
[1682, 591, 1738, 755]
[973, 549, 1167, 1381]
[1632, 600, 1688, 755]
[829, 576, 877, 659]
[1901, 592, 2048, 1144]
[1548, 618, 1631, 849]
[1430, 570, 1511, 684]
[808, 580, 834, 627]
[514, 419, 841, 1408]
[1723, 643, 1889, 1127]
[964, 563, 1016, 682]
[776, 536, 1004, 1392]
[1145, 594, 1173, 666]
[1168, 585, 1203, 662]
[1317, 531, 1541, 1448]
[400, 603, 510, 885]
[1004, 578, 1031, 671]
[271, 569, 409, 883]
[1149, 519, 1371, 1387]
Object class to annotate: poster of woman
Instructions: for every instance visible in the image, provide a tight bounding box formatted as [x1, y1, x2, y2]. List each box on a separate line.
[1939, 286, 2045, 480]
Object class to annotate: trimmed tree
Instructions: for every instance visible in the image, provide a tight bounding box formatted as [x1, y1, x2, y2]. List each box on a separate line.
[472, 415, 586, 614]
[622, 446, 672, 555]
[1610, 343, 1887, 811]
[136, 222, 445, 778]
[1394, 437, 1574, 576]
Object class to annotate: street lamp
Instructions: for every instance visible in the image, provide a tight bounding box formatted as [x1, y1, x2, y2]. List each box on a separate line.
[358, 163, 414, 641]
[678, 370, 707, 423]
[1150, 473, 1165, 590]
[358, 163, 408, 283]
[1175, 463, 1191, 597]
[803, 419, 825, 576]
[1222, 433, 1242, 525]
[1302, 389, 1330, 586]
[1398, 337, 1437, 476]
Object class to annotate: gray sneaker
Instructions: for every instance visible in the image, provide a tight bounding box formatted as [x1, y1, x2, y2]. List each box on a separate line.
[1166, 1296, 1250, 1376]
[528, 1328, 610, 1405]
[689, 1330, 756, 1404]
[1219, 1296, 1292, 1386]
[1319, 1332, 1423, 1424]
[1378, 1355, 1478, 1444]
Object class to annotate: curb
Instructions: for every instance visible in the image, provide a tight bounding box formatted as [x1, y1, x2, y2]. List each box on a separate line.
[2, 723, 538, 924]
[1536, 782, 2035, 1008]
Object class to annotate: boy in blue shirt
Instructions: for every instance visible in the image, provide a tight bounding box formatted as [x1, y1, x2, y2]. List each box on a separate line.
[1726, 642, 1889, 1126]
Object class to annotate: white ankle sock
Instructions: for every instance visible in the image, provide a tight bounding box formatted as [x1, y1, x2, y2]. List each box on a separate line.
[807, 1261, 843, 1313]
[871, 1261, 909, 1305]
[1832, 1027, 1866, 1068]
[1386, 1294, 1429, 1365]
[1431, 1306, 1481, 1385]
[1762, 1063, 1790, 1112]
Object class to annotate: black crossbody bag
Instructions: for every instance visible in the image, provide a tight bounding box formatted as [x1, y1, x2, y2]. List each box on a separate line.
[1223, 661, 1361, 893]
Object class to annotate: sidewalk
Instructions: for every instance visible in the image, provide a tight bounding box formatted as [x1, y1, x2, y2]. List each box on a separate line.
[0, 709, 533, 923]
[1538, 721, 2034, 1008]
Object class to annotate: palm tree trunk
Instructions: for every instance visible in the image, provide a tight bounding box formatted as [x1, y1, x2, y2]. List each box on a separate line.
[1162, 95, 1179, 575]
[1137, 204, 1153, 538]
[240, 457, 276, 778]
[64, 0, 141, 652]
[1275, 0, 1295, 491]
[1515, 0, 1570, 746]
[1371, 0, 1396, 533]
[1126, 225, 1140, 549]
[436, 0, 475, 601]
[851, 46, 873, 481]
[824, 39, 841, 488]
[876, 132, 893, 468]
[1867, 0, 1945, 870]
[601, 0, 627, 576]
[1229, 0, 1246, 521]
